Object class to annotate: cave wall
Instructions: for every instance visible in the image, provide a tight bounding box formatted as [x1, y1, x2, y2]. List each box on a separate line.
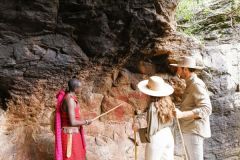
[0, 1, 180, 160]
[203, 42, 240, 160]
[0, 0, 239, 160]
[187, 1, 240, 159]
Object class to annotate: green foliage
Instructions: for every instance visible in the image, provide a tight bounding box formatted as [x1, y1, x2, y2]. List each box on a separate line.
[176, 0, 204, 23]
[176, 0, 208, 36]
[176, 0, 240, 37]
[232, 0, 240, 23]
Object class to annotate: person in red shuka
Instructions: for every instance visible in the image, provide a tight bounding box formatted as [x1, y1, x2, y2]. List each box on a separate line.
[61, 78, 92, 160]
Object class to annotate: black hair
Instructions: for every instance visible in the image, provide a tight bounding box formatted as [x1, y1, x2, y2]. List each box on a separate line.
[68, 78, 81, 92]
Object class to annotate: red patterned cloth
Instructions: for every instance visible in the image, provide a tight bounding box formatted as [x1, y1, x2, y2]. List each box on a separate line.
[55, 90, 65, 160]
[61, 94, 86, 160]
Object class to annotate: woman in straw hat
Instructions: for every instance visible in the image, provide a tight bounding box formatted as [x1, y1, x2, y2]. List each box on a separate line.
[133, 76, 175, 160]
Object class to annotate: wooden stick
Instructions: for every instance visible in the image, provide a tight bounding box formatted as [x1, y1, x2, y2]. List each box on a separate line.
[66, 134, 72, 158]
[134, 130, 137, 160]
[173, 104, 189, 160]
[91, 103, 123, 121]
[176, 117, 189, 160]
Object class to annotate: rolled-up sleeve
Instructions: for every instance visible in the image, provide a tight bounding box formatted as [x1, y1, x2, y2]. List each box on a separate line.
[192, 83, 212, 119]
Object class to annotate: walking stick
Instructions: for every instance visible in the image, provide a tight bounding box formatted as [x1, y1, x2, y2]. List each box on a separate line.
[173, 104, 189, 160]
[91, 103, 123, 121]
[134, 130, 137, 160]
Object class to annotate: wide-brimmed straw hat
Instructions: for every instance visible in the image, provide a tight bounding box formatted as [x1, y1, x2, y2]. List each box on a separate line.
[170, 56, 204, 70]
[137, 76, 174, 97]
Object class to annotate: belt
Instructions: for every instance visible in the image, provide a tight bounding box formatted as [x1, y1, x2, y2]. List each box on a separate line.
[62, 127, 80, 158]
[62, 127, 80, 134]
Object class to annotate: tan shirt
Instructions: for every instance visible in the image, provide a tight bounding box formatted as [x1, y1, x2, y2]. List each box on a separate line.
[179, 73, 212, 138]
[146, 102, 173, 140]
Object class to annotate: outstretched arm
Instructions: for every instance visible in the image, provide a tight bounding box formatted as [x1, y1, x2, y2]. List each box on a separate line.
[66, 97, 92, 126]
[175, 108, 199, 119]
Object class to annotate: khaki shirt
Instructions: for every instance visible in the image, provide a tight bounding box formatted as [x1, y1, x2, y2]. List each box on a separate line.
[179, 73, 212, 138]
[146, 102, 173, 140]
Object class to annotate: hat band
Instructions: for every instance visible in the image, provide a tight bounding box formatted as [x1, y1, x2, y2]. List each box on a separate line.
[178, 61, 196, 67]
[147, 83, 162, 91]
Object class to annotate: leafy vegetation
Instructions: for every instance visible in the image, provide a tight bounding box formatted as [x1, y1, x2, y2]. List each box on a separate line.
[176, 0, 240, 39]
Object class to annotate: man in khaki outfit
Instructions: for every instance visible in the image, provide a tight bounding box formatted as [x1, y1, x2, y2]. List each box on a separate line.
[170, 56, 212, 160]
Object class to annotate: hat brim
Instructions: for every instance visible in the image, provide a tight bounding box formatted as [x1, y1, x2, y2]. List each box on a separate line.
[137, 80, 174, 97]
[170, 64, 204, 70]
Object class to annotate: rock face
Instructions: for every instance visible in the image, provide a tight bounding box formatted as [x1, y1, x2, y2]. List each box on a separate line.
[0, 0, 179, 160]
[177, 0, 240, 159]
[201, 39, 240, 160]
[0, 0, 239, 160]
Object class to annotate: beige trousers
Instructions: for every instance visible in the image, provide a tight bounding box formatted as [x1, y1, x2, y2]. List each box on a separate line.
[183, 134, 204, 160]
[145, 127, 174, 160]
